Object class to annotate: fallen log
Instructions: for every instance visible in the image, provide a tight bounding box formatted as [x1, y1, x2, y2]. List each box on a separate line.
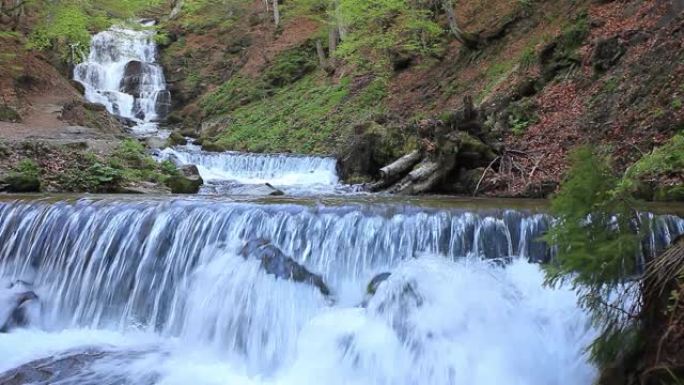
[379, 150, 422, 181]
[387, 160, 441, 194]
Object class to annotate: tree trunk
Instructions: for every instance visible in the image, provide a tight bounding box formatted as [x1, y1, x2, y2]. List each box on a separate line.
[315, 39, 328, 69]
[442, 0, 478, 48]
[328, 25, 339, 55]
[379, 150, 422, 181]
[169, 0, 183, 20]
[272, 0, 280, 27]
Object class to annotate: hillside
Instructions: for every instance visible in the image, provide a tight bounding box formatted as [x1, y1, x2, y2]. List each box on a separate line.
[0, 0, 682, 198]
[158, 0, 684, 198]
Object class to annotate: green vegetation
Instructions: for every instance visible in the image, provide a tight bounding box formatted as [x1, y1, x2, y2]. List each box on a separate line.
[26, 0, 163, 62]
[204, 74, 369, 153]
[545, 137, 684, 365]
[58, 143, 178, 192]
[335, 0, 444, 71]
[0, 104, 21, 123]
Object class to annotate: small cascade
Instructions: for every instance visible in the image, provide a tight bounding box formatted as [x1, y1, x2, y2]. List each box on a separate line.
[160, 144, 349, 195]
[0, 198, 681, 384]
[74, 22, 170, 135]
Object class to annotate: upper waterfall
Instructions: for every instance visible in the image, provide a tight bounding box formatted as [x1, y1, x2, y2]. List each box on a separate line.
[73, 22, 170, 135]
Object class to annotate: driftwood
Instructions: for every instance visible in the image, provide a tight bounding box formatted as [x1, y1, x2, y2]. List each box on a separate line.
[388, 160, 442, 195]
[379, 150, 422, 181]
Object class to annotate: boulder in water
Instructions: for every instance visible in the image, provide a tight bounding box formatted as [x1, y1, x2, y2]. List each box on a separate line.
[120, 60, 144, 97]
[165, 164, 203, 194]
[240, 239, 330, 297]
[154, 90, 172, 119]
[0, 282, 39, 333]
[224, 183, 285, 196]
[0, 348, 158, 385]
[366, 272, 391, 296]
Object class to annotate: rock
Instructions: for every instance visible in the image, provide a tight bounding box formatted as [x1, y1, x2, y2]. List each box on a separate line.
[119, 60, 143, 97]
[70, 80, 86, 95]
[0, 173, 41, 193]
[83, 102, 107, 112]
[167, 131, 187, 146]
[0, 104, 21, 123]
[240, 239, 330, 297]
[165, 165, 203, 194]
[366, 272, 391, 297]
[0, 282, 39, 333]
[592, 36, 626, 72]
[0, 348, 158, 385]
[221, 183, 285, 196]
[145, 136, 168, 150]
[154, 90, 172, 119]
[119, 181, 171, 195]
[117, 116, 137, 127]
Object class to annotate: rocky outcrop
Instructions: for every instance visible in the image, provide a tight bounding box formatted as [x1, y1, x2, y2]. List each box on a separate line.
[240, 239, 330, 297]
[165, 164, 203, 193]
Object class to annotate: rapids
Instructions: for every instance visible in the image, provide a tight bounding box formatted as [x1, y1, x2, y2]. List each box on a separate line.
[159, 144, 352, 195]
[0, 197, 682, 385]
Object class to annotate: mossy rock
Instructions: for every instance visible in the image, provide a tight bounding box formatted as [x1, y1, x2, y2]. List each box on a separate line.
[0, 105, 21, 123]
[165, 165, 203, 194]
[654, 185, 684, 202]
[0, 173, 40, 193]
[165, 175, 202, 193]
[167, 131, 188, 146]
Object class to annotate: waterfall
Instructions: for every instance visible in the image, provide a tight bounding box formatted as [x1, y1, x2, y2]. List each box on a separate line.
[73, 22, 170, 135]
[0, 198, 681, 384]
[159, 144, 348, 194]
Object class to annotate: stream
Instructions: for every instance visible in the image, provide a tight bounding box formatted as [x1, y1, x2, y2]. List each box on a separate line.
[1, 24, 682, 385]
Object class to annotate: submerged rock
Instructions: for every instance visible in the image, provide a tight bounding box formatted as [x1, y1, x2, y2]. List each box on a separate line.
[366, 272, 391, 297]
[0, 348, 158, 385]
[240, 239, 330, 297]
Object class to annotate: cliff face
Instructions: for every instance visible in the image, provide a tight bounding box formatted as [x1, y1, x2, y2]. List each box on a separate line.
[158, 0, 684, 198]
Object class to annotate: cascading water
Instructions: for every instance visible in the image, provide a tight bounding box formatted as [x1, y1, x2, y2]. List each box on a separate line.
[0, 197, 682, 385]
[159, 143, 351, 195]
[74, 22, 171, 135]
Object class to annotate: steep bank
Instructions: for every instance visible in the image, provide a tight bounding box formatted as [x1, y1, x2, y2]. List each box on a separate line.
[159, 0, 683, 198]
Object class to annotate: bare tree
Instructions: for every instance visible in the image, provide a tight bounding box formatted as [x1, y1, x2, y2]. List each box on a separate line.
[272, 0, 280, 27]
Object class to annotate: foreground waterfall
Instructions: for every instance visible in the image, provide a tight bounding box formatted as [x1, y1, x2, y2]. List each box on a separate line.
[0, 198, 682, 385]
[74, 22, 170, 135]
[160, 144, 349, 195]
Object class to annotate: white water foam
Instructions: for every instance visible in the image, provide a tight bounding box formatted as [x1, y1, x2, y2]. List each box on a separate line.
[159, 144, 345, 195]
[0, 255, 597, 385]
[74, 23, 170, 135]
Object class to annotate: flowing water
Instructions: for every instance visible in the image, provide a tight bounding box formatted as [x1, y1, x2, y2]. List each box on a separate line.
[159, 144, 356, 195]
[11, 16, 684, 385]
[73, 22, 170, 135]
[0, 196, 682, 385]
